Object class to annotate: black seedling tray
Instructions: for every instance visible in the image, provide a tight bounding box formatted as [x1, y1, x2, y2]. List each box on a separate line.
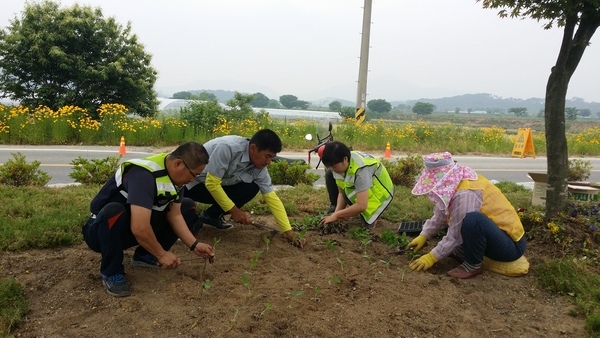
[397, 220, 426, 235]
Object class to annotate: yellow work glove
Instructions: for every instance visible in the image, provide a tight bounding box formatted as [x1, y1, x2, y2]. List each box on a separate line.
[406, 235, 427, 253]
[409, 252, 438, 271]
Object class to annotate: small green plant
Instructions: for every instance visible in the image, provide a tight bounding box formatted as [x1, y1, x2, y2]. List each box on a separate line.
[286, 290, 304, 308]
[262, 235, 270, 251]
[336, 257, 346, 272]
[311, 286, 321, 302]
[328, 275, 341, 286]
[349, 226, 372, 255]
[203, 279, 212, 293]
[325, 239, 338, 250]
[69, 155, 122, 185]
[379, 229, 409, 249]
[241, 271, 251, 293]
[259, 303, 273, 319]
[250, 250, 263, 269]
[0, 152, 51, 187]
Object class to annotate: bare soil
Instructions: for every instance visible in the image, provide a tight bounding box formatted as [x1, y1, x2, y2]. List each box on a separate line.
[2, 215, 587, 338]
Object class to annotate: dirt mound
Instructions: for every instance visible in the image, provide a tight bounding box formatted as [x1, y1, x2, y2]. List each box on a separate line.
[2, 216, 585, 337]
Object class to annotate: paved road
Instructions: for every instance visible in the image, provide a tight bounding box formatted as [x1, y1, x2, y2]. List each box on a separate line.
[2, 145, 600, 186]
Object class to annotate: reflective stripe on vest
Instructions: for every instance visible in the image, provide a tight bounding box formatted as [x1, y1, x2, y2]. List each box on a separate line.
[118, 154, 179, 212]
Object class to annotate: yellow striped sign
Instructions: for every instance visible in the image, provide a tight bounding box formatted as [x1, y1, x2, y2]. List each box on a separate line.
[355, 107, 365, 125]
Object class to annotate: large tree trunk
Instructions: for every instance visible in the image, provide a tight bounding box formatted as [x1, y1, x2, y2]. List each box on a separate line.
[544, 12, 600, 219]
[544, 72, 569, 218]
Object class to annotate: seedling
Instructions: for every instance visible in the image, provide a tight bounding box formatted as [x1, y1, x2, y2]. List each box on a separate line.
[325, 239, 338, 250]
[259, 303, 273, 318]
[225, 307, 242, 333]
[203, 279, 212, 293]
[262, 235, 270, 251]
[241, 271, 251, 293]
[201, 236, 221, 280]
[380, 258, 392, 268]
[250, 250, 263, 269]
[311, 286, 321, 302]
[286, 290, 304, 308]
[336, 257, 346, 272]
[397, 267, 408, 282]
[328, 275, 341, 285]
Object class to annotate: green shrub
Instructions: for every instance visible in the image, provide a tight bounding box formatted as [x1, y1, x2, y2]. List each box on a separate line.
[0, 278, 28, 335]
[268, 160, 320, 186]
[568, 158, 592, 181]
[69, 156, 121, 185]
[0, 152, 51, 186]
[382, 154, 423, 188]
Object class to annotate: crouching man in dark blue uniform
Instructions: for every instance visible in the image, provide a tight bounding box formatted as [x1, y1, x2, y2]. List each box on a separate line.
[82, 142, 215, 297]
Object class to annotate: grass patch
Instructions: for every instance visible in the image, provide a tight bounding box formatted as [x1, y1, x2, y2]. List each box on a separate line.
[536, 259, 600, 337]
[0, 278, 28, 336]
[0, 184, 98, 250]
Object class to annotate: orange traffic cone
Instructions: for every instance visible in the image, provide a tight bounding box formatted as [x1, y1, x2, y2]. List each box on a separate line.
[117, 136, 127, 155]
[383, 142, 392, 159]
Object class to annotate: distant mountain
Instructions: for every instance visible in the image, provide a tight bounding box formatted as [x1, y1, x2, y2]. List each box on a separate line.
[395, 93, 600, 114]
[162, 89, 600, 115]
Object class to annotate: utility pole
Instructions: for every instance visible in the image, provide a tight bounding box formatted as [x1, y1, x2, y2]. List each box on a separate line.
[355, 0, 372, 125]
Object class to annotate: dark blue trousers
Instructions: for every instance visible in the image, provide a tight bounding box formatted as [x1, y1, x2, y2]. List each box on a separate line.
[183, 182, 260, 218]
[461, 211, 527, 265]
[82, 198, 199, 277]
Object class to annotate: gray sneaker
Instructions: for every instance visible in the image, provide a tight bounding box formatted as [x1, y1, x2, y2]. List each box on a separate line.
[102, 274, 131, 297]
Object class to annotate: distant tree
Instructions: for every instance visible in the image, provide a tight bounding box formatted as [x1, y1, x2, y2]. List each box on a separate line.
[267, 99, 282, 109]
[226, 92, 254, 120]
[455, 107, 460, 114]
[340, 106, 355, 119]
[565, 107, 578, 121]
[279, 94, 298, 109]
[537, 109, 545, 118]
[196, 91, 217, 101]
[250, 92, 269, 108]
[0, 1, 158, 118]
[296, 100, 310, 110]
[367, 99, 392, 113]
[508, 107, 528, 117]
[578, 108, 591, 118]
[412, 102, 435, 115]
[172, 91, 192, 100]
[481, 0, 600, 218]
[328, 101, 342, 112]
[279, 94, 309, 109]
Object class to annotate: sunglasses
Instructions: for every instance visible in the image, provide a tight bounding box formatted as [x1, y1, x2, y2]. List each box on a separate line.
[181, 158, 202, 178]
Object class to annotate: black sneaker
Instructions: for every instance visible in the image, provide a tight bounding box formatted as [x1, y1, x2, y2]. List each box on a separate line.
[327, 205, 336, 214]
[190, 219, 203, 236]
[131, 252, 160, 268]
[362, 219, 377, 229]
[102, 274, 131, 297]
[200, 212, 233, 230]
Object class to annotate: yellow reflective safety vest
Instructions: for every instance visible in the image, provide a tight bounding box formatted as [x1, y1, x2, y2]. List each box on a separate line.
[456, 175, 525, 242]
[332, 151, 394, 224]
[91, 153, 180, 214]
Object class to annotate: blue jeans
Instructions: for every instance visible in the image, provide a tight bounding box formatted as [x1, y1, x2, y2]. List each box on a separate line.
[461, 212, 526, 265]
[82, 198, 199, 277]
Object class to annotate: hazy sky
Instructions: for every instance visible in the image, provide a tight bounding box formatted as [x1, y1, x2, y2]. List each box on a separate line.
[2, 0, 600, 103]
